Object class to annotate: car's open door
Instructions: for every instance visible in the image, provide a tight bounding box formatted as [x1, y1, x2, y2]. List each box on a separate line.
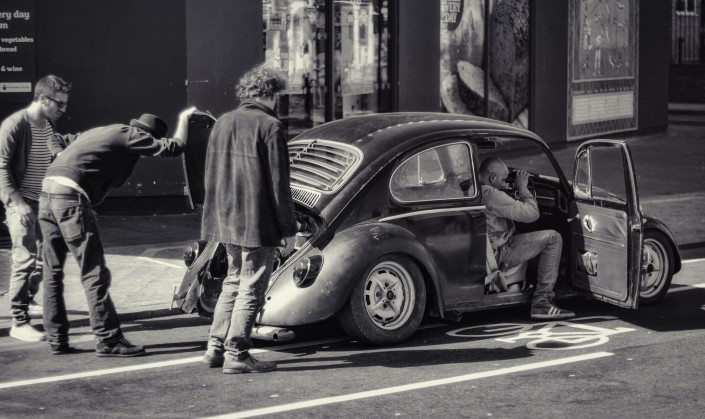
[569, 140, 643, 309]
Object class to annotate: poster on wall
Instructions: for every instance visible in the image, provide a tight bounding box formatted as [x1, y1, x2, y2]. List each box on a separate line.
[340, 1, 375, 96]
[0, 0, 35, 103]
[439, 0, 530, 128]
[567, 0, 638, 140]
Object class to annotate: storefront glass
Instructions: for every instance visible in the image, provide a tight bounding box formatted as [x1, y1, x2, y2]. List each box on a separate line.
[440, 0, 531, 128]
[264, 0, 326, 137]
[332, 0, 391, 119]
[263, 0, 390, 137]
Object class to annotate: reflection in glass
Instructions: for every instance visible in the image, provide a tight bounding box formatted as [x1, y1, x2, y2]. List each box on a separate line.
[264, 0, 326, 138]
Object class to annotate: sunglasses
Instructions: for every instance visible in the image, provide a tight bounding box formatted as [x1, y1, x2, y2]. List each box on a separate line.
[45, 96, 68, 110]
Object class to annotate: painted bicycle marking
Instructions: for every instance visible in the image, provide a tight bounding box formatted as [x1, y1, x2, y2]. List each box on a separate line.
[447, 316, 636, 351]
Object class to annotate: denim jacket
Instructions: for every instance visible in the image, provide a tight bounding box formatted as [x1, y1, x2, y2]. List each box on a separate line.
[201, 101, 297, 247]
[481, 184, 539, 250]
[0, 109, 58, 205]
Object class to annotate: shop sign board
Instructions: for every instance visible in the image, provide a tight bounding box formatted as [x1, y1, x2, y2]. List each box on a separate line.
[567, 0, 638, 140]
[0, 0, 35, 102]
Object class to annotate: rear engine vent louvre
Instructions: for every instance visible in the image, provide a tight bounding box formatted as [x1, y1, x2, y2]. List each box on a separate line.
[289, 140, 363, 193]
[290, 186, 321, 208]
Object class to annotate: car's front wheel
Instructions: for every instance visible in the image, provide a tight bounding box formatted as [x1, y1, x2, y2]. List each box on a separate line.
[337, 254, 426, 345]
[639, 230, 674, 305]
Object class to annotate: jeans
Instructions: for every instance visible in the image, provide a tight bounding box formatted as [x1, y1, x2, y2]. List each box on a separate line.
[498, 229, 562, 305]
[38, 193, 122, 345]
[207, 245, 275, 360]
[6, 199, 43, 326]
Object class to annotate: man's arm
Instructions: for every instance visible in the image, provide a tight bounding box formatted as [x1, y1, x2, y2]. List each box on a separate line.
[127, 107, 197, 158]
[0, 120, 22, 206]
[265, 127, 298, 247]
[484, 185, 539, 223]
[48, 133, 80, 158]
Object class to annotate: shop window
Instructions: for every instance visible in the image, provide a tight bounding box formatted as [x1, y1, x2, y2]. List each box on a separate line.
[332, 0, 391, 119]
[264, 0, 326, 138]
[263, 0, 391, 138]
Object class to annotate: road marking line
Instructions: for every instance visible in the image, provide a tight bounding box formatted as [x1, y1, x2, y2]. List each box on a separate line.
[691, 283, 705, 289]
[0, 337, 350, 390]
[683, 258, 705, 264]
[641, 192, 705, 205]
[137, 256, 183, 269]
[204, 352, 614, 419]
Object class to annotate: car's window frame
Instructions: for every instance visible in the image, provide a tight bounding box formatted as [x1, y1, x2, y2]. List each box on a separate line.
[388, 140, 478, 204]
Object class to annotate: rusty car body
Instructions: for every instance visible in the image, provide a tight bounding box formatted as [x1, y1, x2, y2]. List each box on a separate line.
[174, 113, 681, 345]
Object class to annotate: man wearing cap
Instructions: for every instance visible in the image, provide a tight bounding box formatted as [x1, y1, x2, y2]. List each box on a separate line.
[37, 106, 196, 357]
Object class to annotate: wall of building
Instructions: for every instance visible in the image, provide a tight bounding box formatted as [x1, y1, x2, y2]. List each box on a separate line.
[394, 0, 441, 112]
[0, 0, 189, 209]
[532, 0, 669, 143]
[531, 0, 569, 145]
[670, 64, 705, 103]
[185, 0, 264, 118]
[639, 0, 671, 133]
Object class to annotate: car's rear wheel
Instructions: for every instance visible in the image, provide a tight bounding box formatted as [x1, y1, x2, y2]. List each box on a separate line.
[337, 254, 426, 345]
[639, 230, 674, 305]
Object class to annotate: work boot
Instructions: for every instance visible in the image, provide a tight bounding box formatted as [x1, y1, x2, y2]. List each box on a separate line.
[10, 323, 46, 342]
[50, 343, 78, 355]
[530, 301, 575, 321]
[96, 336, 145, 357]
[202, 350, 225, 368]
[223, 353, 277, 374]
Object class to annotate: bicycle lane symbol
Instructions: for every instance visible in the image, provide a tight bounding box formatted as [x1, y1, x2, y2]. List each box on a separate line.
[446, 316, 637, 350]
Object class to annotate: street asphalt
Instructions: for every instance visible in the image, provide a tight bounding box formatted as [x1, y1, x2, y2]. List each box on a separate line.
[0, 123, 704, 333]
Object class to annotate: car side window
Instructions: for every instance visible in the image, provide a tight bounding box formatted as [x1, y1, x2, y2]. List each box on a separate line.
[390, 142, 476, 203]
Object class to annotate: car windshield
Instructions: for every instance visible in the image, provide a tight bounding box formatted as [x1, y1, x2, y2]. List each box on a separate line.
[476, 136, 560, 180]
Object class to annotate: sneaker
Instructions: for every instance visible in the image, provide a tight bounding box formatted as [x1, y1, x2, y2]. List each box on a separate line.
[10, 323, 46, 342]
[530, 303, 576, 320]
[95, 336, 146, 357]
[28, 299, 43, 316]
[222, 353, 277, 374]
[50, 343, 78, 355]
[202, 351, 225, 368]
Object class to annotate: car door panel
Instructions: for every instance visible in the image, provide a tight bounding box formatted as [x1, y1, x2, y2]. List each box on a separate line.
[570, 140, 642, 309]
[570, 202, 629, 301]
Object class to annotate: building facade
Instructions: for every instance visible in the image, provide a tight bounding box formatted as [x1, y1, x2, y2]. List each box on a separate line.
[0, 0, 670, 210]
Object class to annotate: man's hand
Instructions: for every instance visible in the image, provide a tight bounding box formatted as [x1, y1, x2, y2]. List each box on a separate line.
[174, 106, 199, 142]
[13, 200, 33, 227]
[179, 106, 198, 122]
[279, 235, 296, 257]
[514, 169, 530, 191]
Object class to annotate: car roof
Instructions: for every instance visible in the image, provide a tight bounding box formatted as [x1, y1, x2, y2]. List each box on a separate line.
[288, 113, 551, 219]
[289, 112, 545, 153]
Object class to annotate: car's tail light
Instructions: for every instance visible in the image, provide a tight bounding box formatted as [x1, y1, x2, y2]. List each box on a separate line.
[293, 255, 323, 288]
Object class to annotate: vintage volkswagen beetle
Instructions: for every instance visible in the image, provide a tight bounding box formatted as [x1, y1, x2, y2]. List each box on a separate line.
[174, 113, 681, 345]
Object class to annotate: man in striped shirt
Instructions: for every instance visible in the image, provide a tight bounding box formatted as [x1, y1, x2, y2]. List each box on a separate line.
[0, 75, 71, 342]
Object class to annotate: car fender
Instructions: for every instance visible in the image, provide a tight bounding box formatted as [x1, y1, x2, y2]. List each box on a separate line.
[643, 214, 682, 273]
[259, 222, 442, 326]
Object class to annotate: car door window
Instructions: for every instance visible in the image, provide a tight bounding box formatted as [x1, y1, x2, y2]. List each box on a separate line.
[574, 146, 627, 203]
[390, 143, 476, 202]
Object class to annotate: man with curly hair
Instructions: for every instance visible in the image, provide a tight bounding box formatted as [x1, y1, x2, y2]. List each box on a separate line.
[201, 64, 297, 374]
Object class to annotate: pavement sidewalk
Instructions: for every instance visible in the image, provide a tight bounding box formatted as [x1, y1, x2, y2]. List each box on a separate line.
[1, 124, 704, 336]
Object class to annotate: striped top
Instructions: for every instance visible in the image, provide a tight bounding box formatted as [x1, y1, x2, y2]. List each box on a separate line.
[19, 122, 54, 201]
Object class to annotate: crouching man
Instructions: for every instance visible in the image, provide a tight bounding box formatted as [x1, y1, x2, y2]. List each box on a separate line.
[480, 157, 575, 320]
[38, 107, 197, 356]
